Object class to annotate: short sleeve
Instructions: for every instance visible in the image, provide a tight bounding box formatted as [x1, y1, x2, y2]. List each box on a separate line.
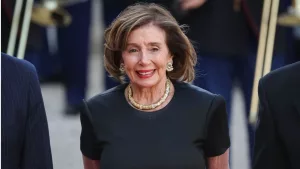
[204, 95, 231, 157]
[80, 100, 102, 160]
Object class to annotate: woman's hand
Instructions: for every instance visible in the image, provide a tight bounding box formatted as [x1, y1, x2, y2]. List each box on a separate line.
[83, 155, 100, 169]
[207, 149, 230, 169]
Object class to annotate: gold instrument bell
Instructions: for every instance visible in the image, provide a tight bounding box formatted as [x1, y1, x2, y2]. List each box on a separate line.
[278, 0, 300, 26]
[31, 1, 72, 27]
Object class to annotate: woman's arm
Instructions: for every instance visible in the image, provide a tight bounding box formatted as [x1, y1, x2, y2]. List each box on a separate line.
[204, 95, 230, 169]
[83, 155, 100, 169]
[80, 101, 102, 169]
[206, 149, 230, 169]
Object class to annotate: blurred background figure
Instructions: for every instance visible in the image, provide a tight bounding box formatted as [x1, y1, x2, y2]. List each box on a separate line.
[55, 0, 92, 115]
[39, 0, 92, 116]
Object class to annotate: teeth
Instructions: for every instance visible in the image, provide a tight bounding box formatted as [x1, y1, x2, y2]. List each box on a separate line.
[138, 71, 153, 75]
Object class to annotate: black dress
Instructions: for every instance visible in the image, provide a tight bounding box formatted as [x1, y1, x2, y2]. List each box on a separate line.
[80, 81, 230, 169]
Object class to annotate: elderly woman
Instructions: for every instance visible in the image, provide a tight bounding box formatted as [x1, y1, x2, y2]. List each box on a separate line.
[80, 3, 230, 169]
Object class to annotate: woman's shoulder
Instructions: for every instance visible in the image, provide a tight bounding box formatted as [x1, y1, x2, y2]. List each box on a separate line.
[174, 81, 225, 108]
[79, 84, 128, 130]
[174, 81, 217, 99]
[84, 83, 127, 108]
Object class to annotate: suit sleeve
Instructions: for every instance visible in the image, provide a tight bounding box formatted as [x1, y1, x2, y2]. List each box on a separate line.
[253, 79, 287, 169]
[21, 64, 53, 169]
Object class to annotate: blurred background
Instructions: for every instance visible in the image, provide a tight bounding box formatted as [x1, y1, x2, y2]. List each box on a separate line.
[1, 0, 300, 168]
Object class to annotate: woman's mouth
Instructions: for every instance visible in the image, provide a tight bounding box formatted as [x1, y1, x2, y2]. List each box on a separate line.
[136, 69, 155, 78]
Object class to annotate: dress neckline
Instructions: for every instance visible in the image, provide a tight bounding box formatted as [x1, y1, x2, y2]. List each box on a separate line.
[119, 81, 179, 120]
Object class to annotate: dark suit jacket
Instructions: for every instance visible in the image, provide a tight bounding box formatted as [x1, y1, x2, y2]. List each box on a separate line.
[1, 53, 53, 169]
[253, 61, 300, 169]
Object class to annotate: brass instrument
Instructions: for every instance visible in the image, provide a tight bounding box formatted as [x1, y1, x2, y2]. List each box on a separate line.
[278, 0, 300, 26]
[6, 0, 86, 59]
[31, 0, 88, 26]
[249, 0, 300, 125]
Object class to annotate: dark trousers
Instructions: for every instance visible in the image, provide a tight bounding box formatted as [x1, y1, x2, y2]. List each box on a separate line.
[57, 0, 92, 106]
[27, 0, 92, 106]
[194, 49, 285, 163]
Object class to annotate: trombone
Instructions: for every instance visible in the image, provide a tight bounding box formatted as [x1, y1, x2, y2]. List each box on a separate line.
[6, 0, 87, 60]
[249, 0, 300, 125]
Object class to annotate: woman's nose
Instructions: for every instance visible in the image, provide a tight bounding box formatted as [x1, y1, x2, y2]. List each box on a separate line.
[139, 51, 151, 65]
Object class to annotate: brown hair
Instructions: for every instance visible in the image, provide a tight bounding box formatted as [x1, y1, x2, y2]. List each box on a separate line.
[104, 2, 197, 83]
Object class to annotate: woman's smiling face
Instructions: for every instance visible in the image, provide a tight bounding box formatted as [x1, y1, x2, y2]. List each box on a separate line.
[121, 24, 172, 88]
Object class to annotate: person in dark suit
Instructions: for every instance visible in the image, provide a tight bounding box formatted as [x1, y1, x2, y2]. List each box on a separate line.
[1, 53, 53, 169]
[253, 61, 300, 169]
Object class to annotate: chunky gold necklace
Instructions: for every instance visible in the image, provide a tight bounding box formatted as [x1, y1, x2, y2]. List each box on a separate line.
[128, 79, 171, 110]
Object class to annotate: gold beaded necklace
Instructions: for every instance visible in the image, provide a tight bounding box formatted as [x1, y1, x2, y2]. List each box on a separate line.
[127, 79, 171, 110]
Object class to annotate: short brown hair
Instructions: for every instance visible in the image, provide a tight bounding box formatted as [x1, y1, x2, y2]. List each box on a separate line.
[104, 3, 197, 83]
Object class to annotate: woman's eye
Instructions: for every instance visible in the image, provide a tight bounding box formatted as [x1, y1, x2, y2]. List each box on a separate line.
[151, 48, 159, 52]
[128, 49, 138, 53]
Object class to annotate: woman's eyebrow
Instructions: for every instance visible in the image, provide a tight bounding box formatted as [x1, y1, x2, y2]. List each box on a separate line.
[126, 42, 162, 47]
[148, 42, 161, 46]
